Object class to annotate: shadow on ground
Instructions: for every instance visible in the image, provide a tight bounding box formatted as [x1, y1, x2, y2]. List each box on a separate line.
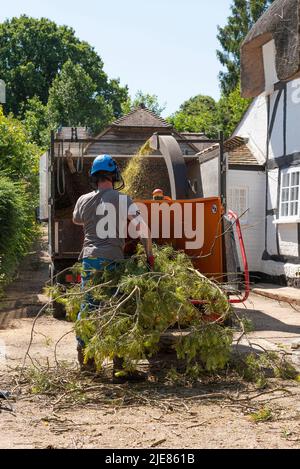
[235, 307, 300, 336]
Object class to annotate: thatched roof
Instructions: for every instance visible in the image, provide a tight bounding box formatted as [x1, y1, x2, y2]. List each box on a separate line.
[241, 0, 300, 98]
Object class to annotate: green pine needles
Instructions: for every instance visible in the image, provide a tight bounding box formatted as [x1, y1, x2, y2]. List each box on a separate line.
[51, 245, 233, 374]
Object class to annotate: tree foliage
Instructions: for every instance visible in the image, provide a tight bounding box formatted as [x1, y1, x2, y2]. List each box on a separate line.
[122, 90, 166, 116]
[0, 107, 40, 288]
[22, 97, 49, 148]
[52, 244, 233, 375]
[0, 175, 37, 287]
[217, 84, 251, 138]
[47, 60, 114, 134]
[217, 0, 275, 95]
[167, 95, 219, 138]
[0, 106, 40, 181]
[0, 15, 128, 118]
[170, 1, 273, 139]
[179, 95, 217, 115]
[169, 89, 250, 139]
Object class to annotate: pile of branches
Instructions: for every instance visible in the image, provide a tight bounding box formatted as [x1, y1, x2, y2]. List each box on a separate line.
[51, 245, 233, 375]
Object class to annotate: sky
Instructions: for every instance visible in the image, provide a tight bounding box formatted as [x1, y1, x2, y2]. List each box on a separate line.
[0, 0, 232, 116]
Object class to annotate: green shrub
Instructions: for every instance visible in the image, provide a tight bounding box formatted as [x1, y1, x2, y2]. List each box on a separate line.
[0, 107, 40, 183]
[0, 175, 37, 288]
[0, 106, 40, 289]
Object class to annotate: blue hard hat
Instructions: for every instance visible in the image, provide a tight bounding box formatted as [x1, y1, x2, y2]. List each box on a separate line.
[90, 154, 117, 176]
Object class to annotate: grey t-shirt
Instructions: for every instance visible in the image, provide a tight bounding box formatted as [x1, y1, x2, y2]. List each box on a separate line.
[73, 189, 138, 260]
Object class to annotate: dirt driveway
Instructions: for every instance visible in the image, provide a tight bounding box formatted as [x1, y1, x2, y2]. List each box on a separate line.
[1, 238, 300, 449]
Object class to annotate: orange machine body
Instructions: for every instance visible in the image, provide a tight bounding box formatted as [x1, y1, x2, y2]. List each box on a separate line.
[127, 196, 224, 279]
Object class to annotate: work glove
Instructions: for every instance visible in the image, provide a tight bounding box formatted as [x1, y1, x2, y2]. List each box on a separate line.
[147, 255, 155, 271]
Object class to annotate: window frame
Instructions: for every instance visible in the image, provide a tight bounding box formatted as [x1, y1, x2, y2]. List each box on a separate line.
[279, 168, 300, 221]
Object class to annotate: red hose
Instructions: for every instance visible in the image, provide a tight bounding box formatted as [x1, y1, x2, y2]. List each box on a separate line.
[227, 210, 250, 304]
[190, 210, 250, 306]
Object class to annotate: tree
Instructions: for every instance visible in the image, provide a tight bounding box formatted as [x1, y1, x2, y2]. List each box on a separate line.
[217, 84, 251, 138]
[180, 95, 217, 115]
[122, 90, 166, 116]
[22, 97, 49, 148]
[46, 60, 114, 133]
[167, 95, 219, 137]
[0, 15, 128, 117]
[217, 0, 275, 95]
[167, 88, 250, 139]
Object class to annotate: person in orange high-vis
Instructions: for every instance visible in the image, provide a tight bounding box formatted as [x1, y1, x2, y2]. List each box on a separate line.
[152, 189, 172, 201]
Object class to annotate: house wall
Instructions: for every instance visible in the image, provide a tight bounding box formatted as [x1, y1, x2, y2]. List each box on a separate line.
[228, 170, 266, 273]
[198, 153, 266, 272]
[235, 38, 300, 285]
[286, 80, 300, 155]
[185, 160, 204, 198]
[199, 158, 219, 198]
[234, 96, 268, 164]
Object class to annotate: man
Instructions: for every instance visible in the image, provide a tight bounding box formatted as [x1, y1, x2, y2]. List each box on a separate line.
[73, 154, 153, 381]
[152, 188, 172, 201]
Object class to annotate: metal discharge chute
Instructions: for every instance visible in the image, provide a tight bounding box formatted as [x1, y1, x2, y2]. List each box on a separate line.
[148, 134, 191, 200]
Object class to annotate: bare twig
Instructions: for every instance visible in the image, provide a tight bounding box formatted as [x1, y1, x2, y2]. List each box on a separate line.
[54, 330, 74, 366]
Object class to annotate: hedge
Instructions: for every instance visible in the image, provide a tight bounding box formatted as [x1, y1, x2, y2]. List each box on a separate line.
[0, 175, 37, 289]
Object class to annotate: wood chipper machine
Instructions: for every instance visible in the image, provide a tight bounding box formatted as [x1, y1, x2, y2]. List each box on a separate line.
[126, 134, 250, 313]
[39, 130, 249, 319]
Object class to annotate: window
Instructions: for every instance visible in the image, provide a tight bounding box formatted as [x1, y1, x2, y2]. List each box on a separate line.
[228, 187, 249, 224]
[280, 169, 300, 219]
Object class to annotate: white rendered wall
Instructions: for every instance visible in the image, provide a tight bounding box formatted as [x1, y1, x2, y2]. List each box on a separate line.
[261, 260, 300, 278]
[227, 170, 266, 272]
[286, 79, 300, 155]
[278, 225, 299, 257]
[233, 96, 268, 164]
[266, 168, 279, 257]
[267, 169, 279, 210]
[266, 216, 278, 256]
[268, 90, 284, 159]
[200, 158, 219, 198]
[267, 80, 300, 158]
